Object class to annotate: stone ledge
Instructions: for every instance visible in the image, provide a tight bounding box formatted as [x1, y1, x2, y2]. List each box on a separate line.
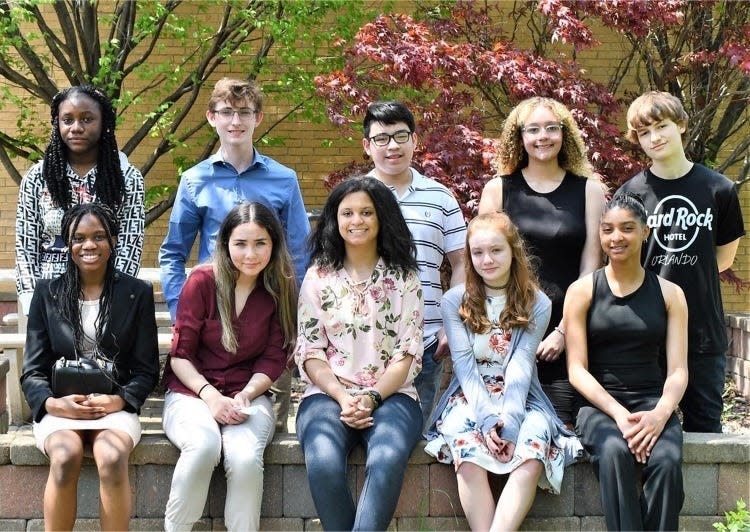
[726, 312, 750, 331]
[3, 428, 747, 467]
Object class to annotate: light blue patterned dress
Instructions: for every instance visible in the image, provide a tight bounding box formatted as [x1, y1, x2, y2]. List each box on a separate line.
[424, 294, 567, 493]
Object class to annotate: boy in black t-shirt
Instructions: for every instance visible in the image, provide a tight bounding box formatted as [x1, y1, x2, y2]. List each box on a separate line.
[617, 91, 745, 433]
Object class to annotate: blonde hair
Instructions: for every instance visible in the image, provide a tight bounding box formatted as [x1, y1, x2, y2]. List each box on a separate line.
[208, 78, 263, 113]
[460, 213, 540, 333]
[493, 97, 594, 178]
[626, 91, 688, 144]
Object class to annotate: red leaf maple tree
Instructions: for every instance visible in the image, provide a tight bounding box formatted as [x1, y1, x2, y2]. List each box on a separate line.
[315, 0, 749, 229]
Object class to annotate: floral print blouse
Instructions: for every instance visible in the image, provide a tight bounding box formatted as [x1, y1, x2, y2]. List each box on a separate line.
[295, 259, 424, 401]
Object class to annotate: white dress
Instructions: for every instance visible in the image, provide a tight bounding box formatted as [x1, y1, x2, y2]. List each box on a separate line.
[424, 295, 567, 493]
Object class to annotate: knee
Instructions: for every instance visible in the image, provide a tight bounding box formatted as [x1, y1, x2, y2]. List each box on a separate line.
[181, 434, 222, 468]
[366, 444, 408, 472]
[47, 442, 84, 485]
[225, 449, 265, 480]
[94, 446, 131, 484]
[593, 438, 632, 468]
[457, 462, 487, 484]
[647, 452, 682, 478]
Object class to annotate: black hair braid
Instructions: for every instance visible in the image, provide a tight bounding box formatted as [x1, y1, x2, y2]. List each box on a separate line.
[54, 203, 119, 359]
[43, 115, 73, 209]
[42, 86, 125, 210]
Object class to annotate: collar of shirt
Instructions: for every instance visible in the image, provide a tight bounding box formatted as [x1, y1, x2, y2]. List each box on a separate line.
[208, 148, 271, 173]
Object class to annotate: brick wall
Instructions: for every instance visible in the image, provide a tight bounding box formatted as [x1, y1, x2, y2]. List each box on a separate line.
[0, 431, 748, 531]
[727, 312, 750, 398]
[0, 3, 747, 312]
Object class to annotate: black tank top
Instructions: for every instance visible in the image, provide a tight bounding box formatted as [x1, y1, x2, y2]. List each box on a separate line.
[586, 268, 667, 394]
[502, 171, 587, 334]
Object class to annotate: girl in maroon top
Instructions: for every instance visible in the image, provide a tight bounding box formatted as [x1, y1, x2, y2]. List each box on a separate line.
[161, 202, 297, 532]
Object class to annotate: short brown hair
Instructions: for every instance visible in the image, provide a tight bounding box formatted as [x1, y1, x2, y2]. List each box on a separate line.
[208, 78, 263, 113]
[626, 91, 688, 144]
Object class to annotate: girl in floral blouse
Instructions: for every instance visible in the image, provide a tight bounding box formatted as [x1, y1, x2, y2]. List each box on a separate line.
[295, 176, 424, 531]
[424, 213, 582, 531]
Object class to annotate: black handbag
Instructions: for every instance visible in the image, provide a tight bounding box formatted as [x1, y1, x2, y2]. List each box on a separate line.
[51, 354, 116, 397]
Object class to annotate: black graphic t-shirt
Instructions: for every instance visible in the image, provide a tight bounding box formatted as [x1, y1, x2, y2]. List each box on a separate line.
[618, 163, 745, 356]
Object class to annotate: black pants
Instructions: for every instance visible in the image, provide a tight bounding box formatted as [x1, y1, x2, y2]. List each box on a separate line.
[577, 394, 684, 531]
[680, 353, 726, 433]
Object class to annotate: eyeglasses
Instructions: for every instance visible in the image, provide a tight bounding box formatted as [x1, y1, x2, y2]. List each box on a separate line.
[213, 107, 256, 119]
[367, 130, 413, 147]
[520, 123, 563, 136]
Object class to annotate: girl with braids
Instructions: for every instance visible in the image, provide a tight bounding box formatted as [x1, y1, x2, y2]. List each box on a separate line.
[478, 97, 606, 427]
[295, 177, 424, 531]
[15, 85, 144, 315]
[161, 201, 297, 532]
[424, 213, 582, 531]
[565, 192, 688, 530]
[21, 203, 159, 531]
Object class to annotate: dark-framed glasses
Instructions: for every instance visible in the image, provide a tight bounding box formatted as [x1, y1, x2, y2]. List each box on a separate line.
[213, 107, 256, 119]
[520, 123, 563, 136]
[368, 129, 413, 147]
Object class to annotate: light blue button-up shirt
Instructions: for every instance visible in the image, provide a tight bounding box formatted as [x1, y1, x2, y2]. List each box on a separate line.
[159, 149, 311, 321]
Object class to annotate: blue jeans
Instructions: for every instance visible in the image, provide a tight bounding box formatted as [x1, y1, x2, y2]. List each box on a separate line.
[413, 341, 441, 429]
[296, 393, 423, 531]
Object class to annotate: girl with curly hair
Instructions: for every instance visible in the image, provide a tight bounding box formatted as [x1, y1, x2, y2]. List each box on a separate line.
[478, 97, 606, 426]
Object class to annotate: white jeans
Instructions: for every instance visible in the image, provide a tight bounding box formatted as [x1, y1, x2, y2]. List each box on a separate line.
[162, 390, 275, 532]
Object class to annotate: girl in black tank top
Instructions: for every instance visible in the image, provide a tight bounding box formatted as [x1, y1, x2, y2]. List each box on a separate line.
[564, 192, 688, 531]
[478, 97, 606, 426]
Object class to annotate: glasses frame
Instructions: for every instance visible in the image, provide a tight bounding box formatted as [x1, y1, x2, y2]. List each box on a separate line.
[367, 129, 413, 147]
[212, 107, 257, 120]
[520, 123, 564, 136]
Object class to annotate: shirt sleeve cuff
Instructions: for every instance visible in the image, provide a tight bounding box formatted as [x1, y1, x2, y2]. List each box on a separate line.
[19, 292, 33, 316]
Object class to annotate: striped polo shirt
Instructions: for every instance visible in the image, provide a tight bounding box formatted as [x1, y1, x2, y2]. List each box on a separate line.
[370, 169, 467, 348]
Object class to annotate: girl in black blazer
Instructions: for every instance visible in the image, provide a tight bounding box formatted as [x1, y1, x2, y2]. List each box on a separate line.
[21, 203, 159, 531]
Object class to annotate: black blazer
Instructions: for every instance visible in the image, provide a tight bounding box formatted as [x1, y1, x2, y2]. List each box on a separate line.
[21, 272, 160, 422]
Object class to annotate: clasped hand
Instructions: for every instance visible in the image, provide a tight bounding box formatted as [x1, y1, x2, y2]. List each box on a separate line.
[206, 392, 251, 425]
[45, 393, 125, 419]
[616, 408, 668, 464]
[484, 422, 515, 463]
[338, 394, 374, 429]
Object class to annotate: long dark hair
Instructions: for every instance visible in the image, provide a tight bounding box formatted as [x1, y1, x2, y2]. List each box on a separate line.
[213, 202, 297, 353]
[43, 85, 125, 210]
[54, 203, 119, 355]
[308, 176, 418, 274]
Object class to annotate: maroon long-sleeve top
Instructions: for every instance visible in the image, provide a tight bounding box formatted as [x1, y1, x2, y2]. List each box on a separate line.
[163, 265, 286, 397]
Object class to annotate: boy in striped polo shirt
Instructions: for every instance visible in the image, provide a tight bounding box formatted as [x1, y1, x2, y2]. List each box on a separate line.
[363, 101, 467, 428]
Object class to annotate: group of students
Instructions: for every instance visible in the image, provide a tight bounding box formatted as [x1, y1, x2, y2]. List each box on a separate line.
[16, 77, 744, 532]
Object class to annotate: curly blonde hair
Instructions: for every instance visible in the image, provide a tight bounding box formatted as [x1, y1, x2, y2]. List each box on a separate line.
[493, 97, 594, 178]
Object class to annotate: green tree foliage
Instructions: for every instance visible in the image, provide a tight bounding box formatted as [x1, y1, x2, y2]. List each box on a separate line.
[0, 0, 368, 224]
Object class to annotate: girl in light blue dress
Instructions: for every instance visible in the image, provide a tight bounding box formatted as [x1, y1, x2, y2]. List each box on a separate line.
[425, 213, 582, 531]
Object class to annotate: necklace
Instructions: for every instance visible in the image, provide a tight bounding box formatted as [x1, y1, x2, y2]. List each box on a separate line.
[484, 281, 508, 290]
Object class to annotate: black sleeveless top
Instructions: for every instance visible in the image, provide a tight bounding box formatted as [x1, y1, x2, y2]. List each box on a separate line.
[586, 268, 667, 394]
[502, 171, 587, 336]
